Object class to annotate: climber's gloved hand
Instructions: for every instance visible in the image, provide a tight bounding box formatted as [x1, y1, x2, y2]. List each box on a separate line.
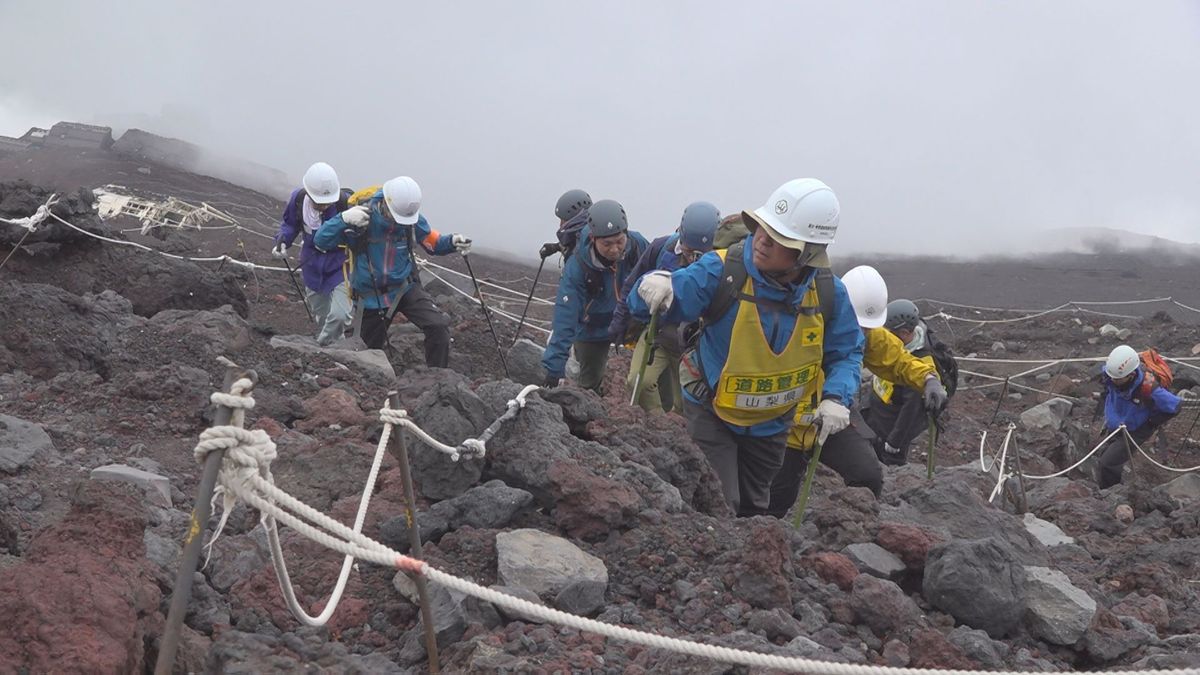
[923, 375, 948, 413]
[815, 398, 850, 444]
[883, 442, 901, 455]
[637, 270, 674, 313]
[271, 243, 288, 259]
[539, 242, 561, 259]
[342, 205, 371, 228]
[453, 234, 472, 254]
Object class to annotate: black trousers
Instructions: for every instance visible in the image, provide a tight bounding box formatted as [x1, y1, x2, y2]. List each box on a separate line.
[865, 388, 930, 466]
[683, 400, 788, 517]
[360, 283, 451, 368]
[1096, 421, 1160, 489]
[766, 423, 884, 519]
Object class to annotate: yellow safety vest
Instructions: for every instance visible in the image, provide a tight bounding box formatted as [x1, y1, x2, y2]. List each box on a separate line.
[712, 257, 825, 427]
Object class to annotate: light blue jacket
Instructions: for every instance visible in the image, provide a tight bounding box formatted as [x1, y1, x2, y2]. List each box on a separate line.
[1102, 366, 1181, 432]
[628, 243, 864, 436]
[313, 191, 456, 310]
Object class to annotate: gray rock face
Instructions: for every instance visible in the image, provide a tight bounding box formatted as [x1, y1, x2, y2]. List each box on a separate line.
[1020, 397, 1074, 432]
[924, 536, 1026, 638]
[849, 574, 922, 636]
[488, 584, 546, 624]
[1022, 513, 1075, 547]
[745, 607, 805, 642]
[507, 338, 549, 386]
[90, 464, 171, 507]
[554, 578, 607, 616]
[207, 629, 404, 673]
[205, 528, 269, 593]
[149, 304, 251, 354]
[1023, 566, 1097, 645]
[379, 480, 534, 552]
[1163, 473, 1200, 502]
[843, 542, 906, 580]
[496, 528, 608, 598]
[946, 626, 1010, 669]
[407, 380, 493, 500]
[185, 571, 231, 635]
[0, 414, 53, 474]
[396, 581, 501, 664]
[269, 334, 396, 383]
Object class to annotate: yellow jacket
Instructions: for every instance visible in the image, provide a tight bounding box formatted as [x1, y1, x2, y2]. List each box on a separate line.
[788, 326, 936, 450]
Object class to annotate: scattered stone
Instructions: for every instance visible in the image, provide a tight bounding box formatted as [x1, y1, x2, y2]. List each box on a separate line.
[923, 536, 1026, 638]
[1115, 504, 1135, 525]
[269, 334, 396, 383]
[1082, 325, 1096, 335]
[397, 581, 501, 664]
[1099, 324, 1121, 337]
[1022, 566, 1096, 645]
[488, 584, 546, 624]
[407, 380, 493, 500]
[496, 529, 608, 598]
[507, 339, 549, 386]
[90, 464, 171, 507]
[849, 574, 922, 636]
[876, 521, 944, 570]
[1163, 473, 1200, 502]
[1192, 342, 1200, 356]
[1035, 372, 1052, 382]
[746, 607, 805, 641]
[1022, 513, 1075, 547]
[946, 626, 1009, 669]
[990, 341, 1006, 353]
[882, 639, 911, 667]
[1083, 608, 1155, 661]
[554, 579, 607, 616]
[1112, 593, 1170, 632]
[0, 414, 53, 474]
[809, 551, 859, 590]
[842, 542, 905, 580]
[379, 481, 534, 552]
[1019, 397, 1074, 432]
[294, 386, 366, 432]
[1116, 328, 1132, 340]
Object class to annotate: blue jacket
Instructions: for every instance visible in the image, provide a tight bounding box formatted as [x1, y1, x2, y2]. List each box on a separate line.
[275, 188, 348, 294]
[542, 230, 650, 378]
[1102, 366, 1181, 432]
[628, 243, 865, 437]
[608, 233, 685, 343]
[313, 191, 456, 310]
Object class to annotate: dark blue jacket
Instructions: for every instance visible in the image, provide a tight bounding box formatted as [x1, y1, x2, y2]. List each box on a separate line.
[1102, 366, 1181, 432]
[275, 188, 348, 294]
[313, 191, 455, 310]
[542, 231, 649, 379]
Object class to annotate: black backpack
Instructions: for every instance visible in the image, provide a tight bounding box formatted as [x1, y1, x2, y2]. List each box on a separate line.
[691, 239, 836, 334]
[926, 333, 959, 398]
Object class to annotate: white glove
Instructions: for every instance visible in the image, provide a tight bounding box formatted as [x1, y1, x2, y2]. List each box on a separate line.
[883, 442, 901, 455]
[815, 398, 850, 444]
[453, 234, 472, 253]
[637, 270, 674, 313]
[342, 205, 370, 228]
[271, 243, 288, 259]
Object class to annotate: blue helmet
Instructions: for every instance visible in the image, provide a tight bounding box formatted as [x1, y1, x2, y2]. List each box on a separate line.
[679, 201, 719, 251]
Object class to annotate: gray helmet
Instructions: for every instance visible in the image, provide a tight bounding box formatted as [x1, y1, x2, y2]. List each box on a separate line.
[587, 199, 628, 238]
[555, 189, 592, 221]
[679, 201, 719, 252]
[884, 299, 921, 332]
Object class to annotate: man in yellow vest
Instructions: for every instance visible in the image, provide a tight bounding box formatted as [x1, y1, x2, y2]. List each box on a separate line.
[767, 266, 948, 515]
[627, 179, 864, 516]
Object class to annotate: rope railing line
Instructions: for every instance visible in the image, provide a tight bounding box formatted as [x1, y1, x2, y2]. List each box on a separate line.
[421, 265, 552, 337]
[919, 296, 1200, 315]
[418, 257, 556, 306]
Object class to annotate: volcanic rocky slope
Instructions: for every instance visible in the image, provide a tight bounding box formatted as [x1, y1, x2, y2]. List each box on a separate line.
[3, 178, 1200, 672]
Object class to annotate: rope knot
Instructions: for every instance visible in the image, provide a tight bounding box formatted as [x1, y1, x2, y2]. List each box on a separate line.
[379, 406, 409, 425]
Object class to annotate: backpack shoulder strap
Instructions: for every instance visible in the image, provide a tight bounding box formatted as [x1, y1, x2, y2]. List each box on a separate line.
[702, 240, 748, 324]
[814, 268, 835, 326]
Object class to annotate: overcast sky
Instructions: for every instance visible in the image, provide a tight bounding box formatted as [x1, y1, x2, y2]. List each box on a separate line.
[2, 1, 1199, 257]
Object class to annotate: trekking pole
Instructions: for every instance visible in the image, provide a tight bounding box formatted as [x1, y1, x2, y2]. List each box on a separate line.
[793, 429, 824, 528]
[512, 256, 547, 347]
[280, 254, 315, 323]
[926, 414, 938, 480]
[387, 391, 441, 673]
[461, 253, 510, 378]
[156, 362, 255, 675]
[629, 312, 660, 406]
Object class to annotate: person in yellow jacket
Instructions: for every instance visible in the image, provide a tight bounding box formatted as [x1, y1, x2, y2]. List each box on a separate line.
[767, 265, 947, 514]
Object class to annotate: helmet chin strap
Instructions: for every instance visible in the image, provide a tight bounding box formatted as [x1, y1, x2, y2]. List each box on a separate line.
[765, 243, 826, 284]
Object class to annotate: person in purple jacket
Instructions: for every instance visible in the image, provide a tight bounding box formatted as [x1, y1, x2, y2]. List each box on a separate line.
[272, 162, 354, 345]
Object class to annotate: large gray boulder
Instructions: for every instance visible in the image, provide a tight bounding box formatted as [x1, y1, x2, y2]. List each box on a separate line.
[496, 529, 608, 598]
[923, 536, 1026, 638]
[407, 380, 494, 500]
[269, 334, 395, 383]
[1019, 397, 1074, 433]
[90, 464, 172, 508]
[0, 414, 53, 474]
[1022, 513, 1074, 547]
[1023, 566, 1097, 645]
[379, 480, 534, 552]
[843, 542, 905, 580]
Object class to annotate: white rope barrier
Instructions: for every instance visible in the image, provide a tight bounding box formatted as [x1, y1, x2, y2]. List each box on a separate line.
[0, 194, 58, 231]
[421, 265, 553, 337]
[419, 257, 556, 306]
[919, 296, 1200, 317]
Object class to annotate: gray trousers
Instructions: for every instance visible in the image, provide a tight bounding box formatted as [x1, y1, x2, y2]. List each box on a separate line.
[684, 400, 789, 517]
[573, 340, 611, 393]
[306, 281, 353, 346]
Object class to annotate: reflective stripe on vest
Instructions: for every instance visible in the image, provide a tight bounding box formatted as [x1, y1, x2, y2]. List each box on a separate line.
[712, 253, 824, 427]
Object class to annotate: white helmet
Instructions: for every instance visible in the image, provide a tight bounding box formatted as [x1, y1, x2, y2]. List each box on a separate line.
[1105, 345, 1140, 379]
[841, 265, 889, 329]
[750, 178, 840, 249]
[383, 176, 422, 225]
[302, 162, 340, 205]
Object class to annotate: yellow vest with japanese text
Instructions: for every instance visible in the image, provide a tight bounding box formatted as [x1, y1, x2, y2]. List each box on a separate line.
[712, 254, 825, 427]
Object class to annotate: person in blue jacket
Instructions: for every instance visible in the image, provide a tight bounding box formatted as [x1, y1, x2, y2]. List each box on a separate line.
[629, 178, 864, 517]
[314, 176, 471, 366]
[541, 199, 648, 393]
[271, 162, 354, 345]
[609, 201, 720, 413]
[1095, 344, 1181, 488]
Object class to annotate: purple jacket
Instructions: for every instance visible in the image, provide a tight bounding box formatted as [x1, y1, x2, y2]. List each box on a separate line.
[275, 188, 348, 294]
